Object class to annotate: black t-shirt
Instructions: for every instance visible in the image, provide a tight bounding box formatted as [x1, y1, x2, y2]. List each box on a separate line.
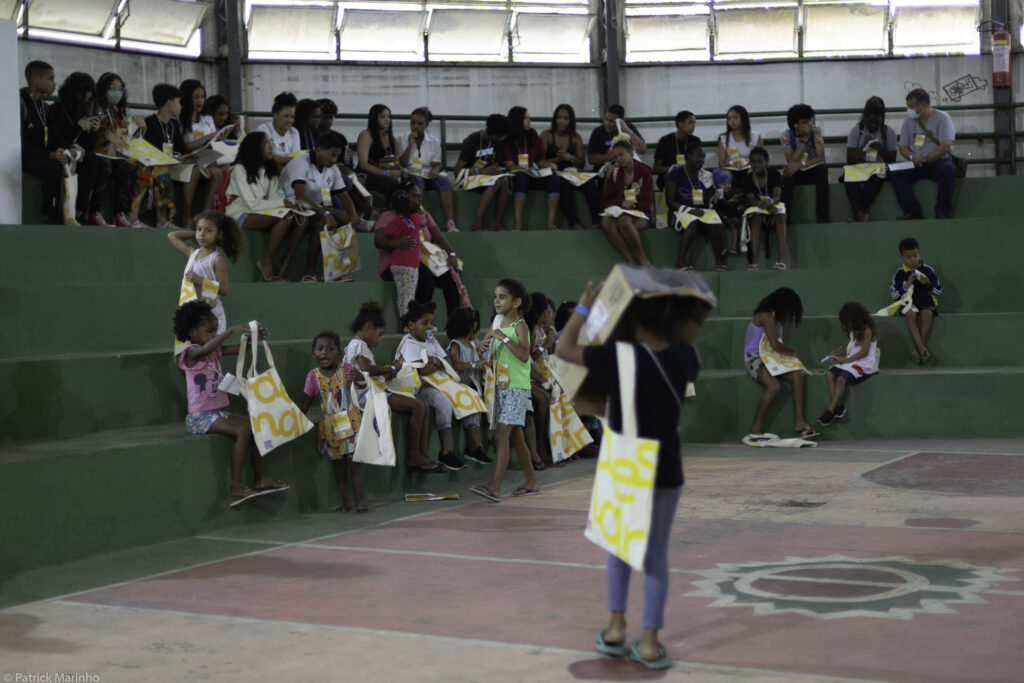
[587, 123, 644, 171]
[740, 169, 784, 203]
[457, 131, 502, 168]
[583, 342, 698, 489]
[20, 88, 49, 154]
[143, 114, 187, 155]
[653, 132, 702, 183]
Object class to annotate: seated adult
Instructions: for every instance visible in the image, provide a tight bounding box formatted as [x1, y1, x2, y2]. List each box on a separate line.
[653, 110, 701, 189]
[280, 132, 359, 282]
[178, 78, 225, 225]
[599, 137, 654, 265]
[256, 92, 300, 168]
[503, 105, 560, 231]
[741, 146, 788, 270]
[19, 60, 62, 224]
[844, 96, 898, 222]
[397, 106, 459, 232]
[374, 181, 460, 318]
[891, 88, 957, 220]
[453, 113, 511, 231]
[357, 103, 402, 199]
[46, 71, 100, 226]
[540, 103, 600, 230]
[587, 104, 646, 171]
[294, 98, 322, 151]
[224, 131, 301, 282]
[780, 103, 829, 224]
[717, 105, 763, 172]
[665, 140, 726, 272]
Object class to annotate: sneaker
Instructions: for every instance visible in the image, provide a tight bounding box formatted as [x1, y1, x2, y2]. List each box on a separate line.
[114, 212, 133, 227]
[88, 212, 111, 227]
[834, 405, 847, 419]
[131, 219, 151, 228]
[438, 451, 466, 472]
[464, 448, 493, 465]
[817, 409, 835, 426]
[357, 218, 375, 232]
[446, 219, 460, 232]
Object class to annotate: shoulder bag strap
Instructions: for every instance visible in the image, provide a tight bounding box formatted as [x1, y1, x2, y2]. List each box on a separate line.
[917, 119, 940, 147]
[641, 344, 683, 409]
[614, 342, 639, 437]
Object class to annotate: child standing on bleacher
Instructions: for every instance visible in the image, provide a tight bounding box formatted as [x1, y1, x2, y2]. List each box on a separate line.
[299, 331, 365, 513]
[172, 302, 288, 505]
[818, 302, 879, 426]
[891, 237, 941, 364]
[445, 307, 492, 465]
[168, 211, 242, 340]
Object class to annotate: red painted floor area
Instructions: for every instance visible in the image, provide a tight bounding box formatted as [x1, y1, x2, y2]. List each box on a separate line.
[68, 505, 1024, 683]
[863, 452, 1024, 496]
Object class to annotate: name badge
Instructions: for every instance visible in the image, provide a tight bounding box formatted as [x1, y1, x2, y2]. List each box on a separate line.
[801, 152, 808, 163]
[675, 154, 685, 165]
[759, 195, 771, 204]
[321, 186, 331, 205]
[624, 187, 637, 203]
[866, 149, 878, 162]
[517, 153, 529, 168]
[913, 133, 926, 150]
[473, 159, 486, 169]
[727, 147, 739, 158]
[162, 142, 173, 155]
[692, 188, 704, 206]
[193, 127, 205, 141]
[497, 363, 510, 390]
[200, 278, 219, 304]
[410, 156, 423, 174]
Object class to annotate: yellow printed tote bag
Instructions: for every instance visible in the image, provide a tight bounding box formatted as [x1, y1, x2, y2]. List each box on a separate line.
[235, 321, 315, 456]
[421, 357, 487, 419]
[320, 223, 361, 281]
[549, 382, 594, 464]
[584, 342, 658, 571]
[757, 332, 808, 377]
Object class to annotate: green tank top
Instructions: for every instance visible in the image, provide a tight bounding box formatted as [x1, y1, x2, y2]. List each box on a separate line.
[495, 318, 531, 390]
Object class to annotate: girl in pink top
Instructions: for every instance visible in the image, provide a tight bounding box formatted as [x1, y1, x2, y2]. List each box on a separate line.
[172, 301, 288, 505]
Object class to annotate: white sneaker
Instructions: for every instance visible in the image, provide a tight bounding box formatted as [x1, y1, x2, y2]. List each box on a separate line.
[357, 218, 375, 232]
[446, 219, 460, 232]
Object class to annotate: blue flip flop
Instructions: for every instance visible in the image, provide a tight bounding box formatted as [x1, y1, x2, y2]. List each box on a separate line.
[628, 639, 672, 670]
[594, 629, 627, 658]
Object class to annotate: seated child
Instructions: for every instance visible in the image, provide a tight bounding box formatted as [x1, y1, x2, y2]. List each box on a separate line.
[172, 302, 288, 504]
[891, 237, 941, 364]
[665, 140, 727, 271]
[818, 302, 879, 426]
[445, 307, 492, 465]
[299, 331, 365, 512]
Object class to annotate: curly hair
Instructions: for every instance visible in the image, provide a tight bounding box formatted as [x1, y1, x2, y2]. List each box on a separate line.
[754, 287, 803, 325]
[838, 301, 878, 340]
[192, 210, 243, 263]
[271, 91, 297, 114]
[58, 72, 96, 120]
[496, 278, 531, 316]
[311, 330, 342, 351]
[349, 300, 386, 334]
[173, 300, 216, 343]
[786, 103, 815, 131]
[400, 300, 437, 329]
[445, 307, 480, 341]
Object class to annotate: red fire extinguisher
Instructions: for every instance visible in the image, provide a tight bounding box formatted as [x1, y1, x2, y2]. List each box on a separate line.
[993, 25, 1011, 88]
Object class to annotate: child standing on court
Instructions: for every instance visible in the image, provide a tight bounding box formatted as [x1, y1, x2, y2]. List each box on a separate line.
[344, 301, 443, 474]
[818, 302, 879, 426]
[445, 307, 492, 465]
[470, 278, 540, 501]
[172, 302, 288, 505]
[168, 211, 242, 339]
[744, 287, 817, 440]
[299, 331, 365, 512]
[891, 237, 941, 364]
[556, 279, 712, 670]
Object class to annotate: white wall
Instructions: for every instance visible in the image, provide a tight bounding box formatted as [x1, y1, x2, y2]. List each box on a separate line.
[1, 20, 21, 224]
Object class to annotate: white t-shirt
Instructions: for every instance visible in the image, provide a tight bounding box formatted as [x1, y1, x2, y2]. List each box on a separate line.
[400, 334, 446, 364]
[184, 114, 217, 143]
[396, 131, 442, 169]
[718, 130, 762, 160]
[281, 153, 347, 203]
[257, 122, 301, 156]
[344, 337, 376, 409]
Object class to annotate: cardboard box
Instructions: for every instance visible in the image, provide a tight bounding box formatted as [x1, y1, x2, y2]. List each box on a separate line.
[556, 264, 717, 416]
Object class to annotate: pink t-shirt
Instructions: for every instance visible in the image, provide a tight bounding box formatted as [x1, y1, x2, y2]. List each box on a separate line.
[376, 210, 432, 274]
[178, 345, 230, 414]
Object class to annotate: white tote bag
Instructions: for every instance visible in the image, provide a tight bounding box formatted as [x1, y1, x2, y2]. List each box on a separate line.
[235, 321, 315, 456]
[320, 223, 361, 281]
[584, 343, 658, 571]
[352, 371, 397, 467]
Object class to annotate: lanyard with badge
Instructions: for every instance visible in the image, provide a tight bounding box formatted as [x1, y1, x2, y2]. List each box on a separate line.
[685, 169, 703, 206]
[32, 97, 49, 147]
[674, 136, 685, 165]
[517, 140, 529, 168]
[160, 119, 174, 155]
[474, 133, 493, 170]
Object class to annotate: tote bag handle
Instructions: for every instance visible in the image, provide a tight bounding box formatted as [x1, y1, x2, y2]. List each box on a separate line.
[614, 342, 639, 438]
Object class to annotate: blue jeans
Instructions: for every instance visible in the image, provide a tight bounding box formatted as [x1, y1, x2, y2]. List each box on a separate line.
[512, 171, 560, 200]
[889, 157, 956, 218]
[410, 174, 453, 194]
[605, 486, 682, 629]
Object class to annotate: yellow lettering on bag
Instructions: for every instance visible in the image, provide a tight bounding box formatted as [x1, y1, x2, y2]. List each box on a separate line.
[249, 374, 289, 404]
[252, 409, 303, 438]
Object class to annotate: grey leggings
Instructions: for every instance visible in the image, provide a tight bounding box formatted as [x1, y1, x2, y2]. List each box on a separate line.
[418, 385, 480, 432]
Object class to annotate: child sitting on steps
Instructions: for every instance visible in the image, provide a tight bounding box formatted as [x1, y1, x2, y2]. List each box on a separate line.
[818, 302, 879, 426]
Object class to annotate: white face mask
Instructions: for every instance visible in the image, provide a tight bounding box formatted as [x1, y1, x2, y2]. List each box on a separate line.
[906, 107, 920, 120]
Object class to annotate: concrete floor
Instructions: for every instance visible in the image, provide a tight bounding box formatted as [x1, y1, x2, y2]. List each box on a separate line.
[2, 438, 1022, 683]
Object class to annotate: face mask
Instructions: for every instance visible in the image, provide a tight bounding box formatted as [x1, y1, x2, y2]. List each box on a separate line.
[106, 90, 123, 104]
[906, 107, 919, 120]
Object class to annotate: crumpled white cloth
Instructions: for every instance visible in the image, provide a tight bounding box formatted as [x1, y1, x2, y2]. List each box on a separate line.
[742, 432, 818, 448]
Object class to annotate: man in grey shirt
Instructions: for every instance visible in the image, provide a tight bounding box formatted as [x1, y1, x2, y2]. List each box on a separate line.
[890, 88, 957, 219]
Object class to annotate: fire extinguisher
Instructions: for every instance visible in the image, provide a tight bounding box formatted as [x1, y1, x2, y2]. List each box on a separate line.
[993, 25, 1011, 88]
